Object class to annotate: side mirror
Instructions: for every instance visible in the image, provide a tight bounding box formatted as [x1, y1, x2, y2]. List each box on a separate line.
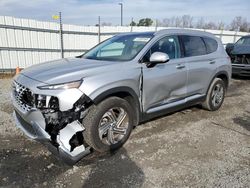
[147, 52, 170, 68]
[225, 43, 234, 54]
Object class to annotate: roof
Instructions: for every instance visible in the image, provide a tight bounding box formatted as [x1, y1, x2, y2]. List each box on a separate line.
[117, 28, 216, 38]
[155, 28, 215, 38]
[117, 31, 155, 36]
[241, 35, 250, 38]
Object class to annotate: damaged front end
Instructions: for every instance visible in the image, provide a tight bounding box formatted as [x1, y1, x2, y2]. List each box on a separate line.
[230, 54, 250, 76]
[228, 43, 250, 76]
[230, 54, 250, 65]
[12, 78, 92, 164]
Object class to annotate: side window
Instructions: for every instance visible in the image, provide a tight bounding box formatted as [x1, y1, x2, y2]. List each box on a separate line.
[203, 37, 218, 54]
[142, 36, 180, 62]
[181, 36, 206, 57]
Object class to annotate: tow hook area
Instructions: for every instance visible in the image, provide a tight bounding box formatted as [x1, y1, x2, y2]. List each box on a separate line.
[56, 120, 91, 164]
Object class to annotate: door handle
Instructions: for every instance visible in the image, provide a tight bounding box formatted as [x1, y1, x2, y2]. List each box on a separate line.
[209, 60, 216, 64]
[176, 64, 185, 69]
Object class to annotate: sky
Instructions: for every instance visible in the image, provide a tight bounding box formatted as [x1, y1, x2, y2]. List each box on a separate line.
[0, 0, 249, 26]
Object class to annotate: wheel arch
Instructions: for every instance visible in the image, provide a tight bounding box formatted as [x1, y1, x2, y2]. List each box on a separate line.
[215, 71, 230, 89]
[207, 71, 230, 94]
[92, 87, 141, 125]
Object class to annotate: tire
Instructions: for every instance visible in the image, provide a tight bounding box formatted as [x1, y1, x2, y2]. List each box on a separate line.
[202, 78, 226, 111]
[83, 97, 135, 152]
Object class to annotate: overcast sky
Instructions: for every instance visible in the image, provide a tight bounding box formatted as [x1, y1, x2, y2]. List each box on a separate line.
[0, 0, 249, 25]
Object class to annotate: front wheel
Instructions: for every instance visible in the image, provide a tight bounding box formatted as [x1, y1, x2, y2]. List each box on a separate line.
[202, 78, 226, 111]
[83, 97, 135, 152]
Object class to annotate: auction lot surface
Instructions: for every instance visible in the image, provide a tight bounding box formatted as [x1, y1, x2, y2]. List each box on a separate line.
[0, 78, 250, 188]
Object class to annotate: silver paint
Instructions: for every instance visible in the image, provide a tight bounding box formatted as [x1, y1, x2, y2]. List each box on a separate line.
[12, 28, 232, 163]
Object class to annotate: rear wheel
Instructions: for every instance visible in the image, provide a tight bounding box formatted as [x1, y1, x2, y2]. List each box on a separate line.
[83, 97, 134, 152]
[202, 78, 226, 111]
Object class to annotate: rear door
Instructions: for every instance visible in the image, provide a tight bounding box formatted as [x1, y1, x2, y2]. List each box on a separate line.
[141, 35, 188, 112]
[179, 35, 217, 97]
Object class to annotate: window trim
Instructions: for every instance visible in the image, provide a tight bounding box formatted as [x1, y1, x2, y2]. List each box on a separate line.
[178, 35, 185, 58]
[201, 37, 208, 54]
[179, 35, 208, 58]
[139, 34, 181, 63]
[202, 36, 218, 54]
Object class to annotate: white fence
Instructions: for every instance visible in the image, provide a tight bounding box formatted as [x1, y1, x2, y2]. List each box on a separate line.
[0, 16, 249, 70]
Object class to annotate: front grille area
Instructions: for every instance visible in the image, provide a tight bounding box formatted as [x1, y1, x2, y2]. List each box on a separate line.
[12, 81, 34, 112]
[231, 54, 250, 64]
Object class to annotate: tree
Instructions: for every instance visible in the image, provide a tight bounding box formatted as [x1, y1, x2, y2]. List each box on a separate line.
[162, 16, 176, 27]
[130, 21, 137, 26]
[217, 21, 225, 30]
[181, 15, 193, 28]
[137, 18, 153, 26]
[230, 16, 249, 32]
[161, 18, 171, 27]
[230, 16, 242, 31]
[196, 17, 205, 29]
[155, 19, 161, 27]
[204, 21, 218, 30]
[101, 22, 112, 26]
[127, 15, 250, 31]
[174, 17, 182, 27]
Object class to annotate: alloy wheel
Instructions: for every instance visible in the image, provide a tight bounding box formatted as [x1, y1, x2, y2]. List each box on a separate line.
[98, 107, 129, 145]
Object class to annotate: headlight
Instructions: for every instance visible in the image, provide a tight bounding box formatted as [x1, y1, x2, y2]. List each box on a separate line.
[37, 80, 82, 90]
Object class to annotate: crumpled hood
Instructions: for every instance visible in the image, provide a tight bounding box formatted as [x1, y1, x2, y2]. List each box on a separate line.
[231, 45, 250, 55]
[21, 57, 116, 84]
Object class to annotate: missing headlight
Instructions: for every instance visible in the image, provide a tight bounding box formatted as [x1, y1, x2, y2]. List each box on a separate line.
[36, 94, 47, 108]
[48, 97, 59, 110]
[35, 95, 59, 110]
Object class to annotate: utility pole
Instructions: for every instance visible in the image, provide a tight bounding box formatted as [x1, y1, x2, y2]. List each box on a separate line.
[59, 12, 64, 58]
[118, 3, 123, 26]
[98, 16, 101, 43]
[155, 19, 158, 31]
[130, 17, 133, 32]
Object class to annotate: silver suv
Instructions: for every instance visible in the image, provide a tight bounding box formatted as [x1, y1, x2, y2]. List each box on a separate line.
[12, 29, 231, 164]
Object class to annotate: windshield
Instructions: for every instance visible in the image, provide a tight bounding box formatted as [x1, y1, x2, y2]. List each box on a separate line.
[236, 37, 250, 45]
[83, 33, 153, 61]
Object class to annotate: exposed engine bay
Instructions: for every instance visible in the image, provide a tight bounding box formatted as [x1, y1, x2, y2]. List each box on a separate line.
[230, 54, 250, 64]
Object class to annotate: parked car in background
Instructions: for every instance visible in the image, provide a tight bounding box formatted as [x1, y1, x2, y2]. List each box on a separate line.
[12, 29, 231, 164]
[226, 35, 250, 76]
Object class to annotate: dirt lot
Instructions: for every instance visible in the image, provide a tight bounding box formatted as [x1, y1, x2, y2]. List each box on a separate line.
[0, 77, 249, 188]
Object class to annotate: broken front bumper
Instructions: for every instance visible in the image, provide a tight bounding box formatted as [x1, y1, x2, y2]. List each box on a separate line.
[232, 64, 250, 76]
[12, 95, 90, 165]
[11, 74, 92, 164]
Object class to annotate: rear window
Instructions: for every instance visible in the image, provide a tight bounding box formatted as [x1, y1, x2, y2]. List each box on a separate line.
[181, 36, 206, 57]
[203, 37, 218, 54]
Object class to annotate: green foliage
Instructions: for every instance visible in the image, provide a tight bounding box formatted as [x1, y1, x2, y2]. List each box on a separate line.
[130, 21, 137, 26]
[137, 18, 154, 26]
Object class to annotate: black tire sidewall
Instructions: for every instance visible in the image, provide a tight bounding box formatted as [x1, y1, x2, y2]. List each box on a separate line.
[84, 97, 134, 152]
[208, 79, 225, 111]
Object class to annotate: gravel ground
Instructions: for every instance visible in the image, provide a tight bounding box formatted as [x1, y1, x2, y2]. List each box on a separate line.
[0, 77, 250, 188]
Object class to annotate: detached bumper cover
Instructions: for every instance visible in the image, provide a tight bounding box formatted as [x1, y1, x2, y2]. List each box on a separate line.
[11, 74, 91, 164]
[12, 93, 90, 164]
[232, 64, 250, 76]
[14, 110, 50, 140]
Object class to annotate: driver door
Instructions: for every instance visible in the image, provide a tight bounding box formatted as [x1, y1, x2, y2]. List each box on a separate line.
[141, 35, 188, 113]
